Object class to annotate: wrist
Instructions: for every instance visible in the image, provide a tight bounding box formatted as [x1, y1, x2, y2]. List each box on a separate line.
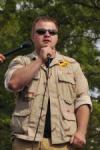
[77, 129, 87, 136]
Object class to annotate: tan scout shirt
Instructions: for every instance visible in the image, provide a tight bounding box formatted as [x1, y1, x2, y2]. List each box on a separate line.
[5, 52, 92, 144]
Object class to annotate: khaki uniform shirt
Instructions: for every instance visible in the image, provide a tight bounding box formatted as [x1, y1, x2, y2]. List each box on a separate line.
[5, 52, 92, 144]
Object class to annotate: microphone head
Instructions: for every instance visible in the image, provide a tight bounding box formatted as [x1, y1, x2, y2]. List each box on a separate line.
[47, 54, 51, 58]
[3, 41, 33, 57]
[20, 41, 32, 49]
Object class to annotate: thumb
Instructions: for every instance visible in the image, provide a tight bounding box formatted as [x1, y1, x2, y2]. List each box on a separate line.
[70, 135, 74, 144]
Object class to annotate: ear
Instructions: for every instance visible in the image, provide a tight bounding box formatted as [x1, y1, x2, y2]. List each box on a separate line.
[31, 28, 35, 42]
[31, 33, 35, 42]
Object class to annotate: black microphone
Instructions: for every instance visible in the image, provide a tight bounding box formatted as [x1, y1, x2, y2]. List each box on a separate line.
[46, 54, 53, 68]
[3, 41, 32, 57]
[47, 54, 51, 59]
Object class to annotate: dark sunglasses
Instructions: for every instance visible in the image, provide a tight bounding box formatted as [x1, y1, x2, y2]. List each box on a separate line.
[35, 28, 58, 36]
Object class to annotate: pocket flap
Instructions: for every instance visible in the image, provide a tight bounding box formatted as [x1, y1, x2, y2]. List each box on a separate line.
[63, 112, 76, 121]
[13, 109, 30, 116]
[58, 74, 75, 84]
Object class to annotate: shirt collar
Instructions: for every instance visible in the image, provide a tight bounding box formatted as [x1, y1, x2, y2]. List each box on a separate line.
[28, 51, 65, 67]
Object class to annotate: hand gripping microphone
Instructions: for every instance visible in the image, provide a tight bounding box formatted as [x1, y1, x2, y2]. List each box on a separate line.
[3, 41, 32, 57]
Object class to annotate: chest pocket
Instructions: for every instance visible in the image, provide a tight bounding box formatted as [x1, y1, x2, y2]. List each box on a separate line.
[58, 72, 76, 104]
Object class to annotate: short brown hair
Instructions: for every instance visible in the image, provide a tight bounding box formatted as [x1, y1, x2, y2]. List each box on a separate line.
[31, 16, 59, 36]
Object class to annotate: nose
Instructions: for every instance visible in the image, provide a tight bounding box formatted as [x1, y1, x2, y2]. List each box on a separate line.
[44, 30, 50, 36]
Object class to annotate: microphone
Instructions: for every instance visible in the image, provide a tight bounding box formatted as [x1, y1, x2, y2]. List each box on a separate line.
[46, 54, 52, 68]
[3, 41, 32, 57]
[47, 54, 51, 59]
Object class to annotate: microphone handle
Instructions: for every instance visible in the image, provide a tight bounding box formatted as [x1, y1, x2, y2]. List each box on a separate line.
[3, 41, 32, 57]
[4, 47, 22, 57]
[47, 53, 51, 67]
[0, 47, 23, 65]
[47, 56, 51, 67]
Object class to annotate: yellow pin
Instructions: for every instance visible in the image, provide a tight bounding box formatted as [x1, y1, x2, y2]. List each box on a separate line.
[58, 60, 70, 67]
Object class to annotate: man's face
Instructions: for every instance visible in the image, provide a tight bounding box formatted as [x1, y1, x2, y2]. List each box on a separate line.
[32, 21, 58, 50]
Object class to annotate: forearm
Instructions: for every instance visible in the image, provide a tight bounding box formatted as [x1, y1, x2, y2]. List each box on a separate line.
[76, 105, 90, 136]
[8, 57, 43, 91]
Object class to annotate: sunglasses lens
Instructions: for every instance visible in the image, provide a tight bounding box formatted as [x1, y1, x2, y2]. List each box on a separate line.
[49, 30, 58, 35]
[35, 29, 58, 35]
[36, 29, 46, 35]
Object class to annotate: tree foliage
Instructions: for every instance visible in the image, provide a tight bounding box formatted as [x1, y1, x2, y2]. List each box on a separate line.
[0, 0, 100, 149]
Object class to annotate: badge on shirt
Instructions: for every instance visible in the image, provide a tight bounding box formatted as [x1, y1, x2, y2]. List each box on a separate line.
[58, 60, 70, 67]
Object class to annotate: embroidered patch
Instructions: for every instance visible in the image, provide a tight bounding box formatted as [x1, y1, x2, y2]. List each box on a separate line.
[58, 60, 70, 67]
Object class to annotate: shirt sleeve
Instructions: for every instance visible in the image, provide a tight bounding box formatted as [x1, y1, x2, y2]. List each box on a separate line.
[73, 63, 92, 110]
[4, 56, 25, 91]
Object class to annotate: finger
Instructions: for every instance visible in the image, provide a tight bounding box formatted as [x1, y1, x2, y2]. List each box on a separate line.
[77, 141, 84, 148]
[74, 138, 86, 148]
[75, 135, 86, 145]
[70, 135, 74, 144]
[0, 55, 6, 60]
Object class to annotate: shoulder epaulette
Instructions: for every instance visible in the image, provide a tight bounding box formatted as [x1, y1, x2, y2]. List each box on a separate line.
[62, 56, 77, 63]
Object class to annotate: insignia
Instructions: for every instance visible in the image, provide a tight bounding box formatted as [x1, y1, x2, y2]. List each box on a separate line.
[58, 60, 70, 67]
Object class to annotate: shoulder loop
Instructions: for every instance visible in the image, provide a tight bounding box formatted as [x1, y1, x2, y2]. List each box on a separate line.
[62, 55, 76, 63]
[26, 52, 36, 60]
[20, 53, 36, 66]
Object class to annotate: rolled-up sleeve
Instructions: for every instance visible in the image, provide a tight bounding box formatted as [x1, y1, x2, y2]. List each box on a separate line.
[4, 56, 25, 91]
[74, 63, 92, 110]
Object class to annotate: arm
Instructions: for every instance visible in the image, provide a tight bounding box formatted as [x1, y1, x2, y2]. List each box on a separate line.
[7, 46, 55, 91]
[8, 57, 43, 91]
[70, 105, 90, 148]
[76, 105, 90, 136]
[70, 62, 92, 148]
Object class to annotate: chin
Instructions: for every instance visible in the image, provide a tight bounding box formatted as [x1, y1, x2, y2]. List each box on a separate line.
[43, 43, 50, 47]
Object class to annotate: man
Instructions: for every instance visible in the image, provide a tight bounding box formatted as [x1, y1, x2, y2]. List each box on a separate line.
[5, 16, 92, 150]
[0, 53, 6, 62]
